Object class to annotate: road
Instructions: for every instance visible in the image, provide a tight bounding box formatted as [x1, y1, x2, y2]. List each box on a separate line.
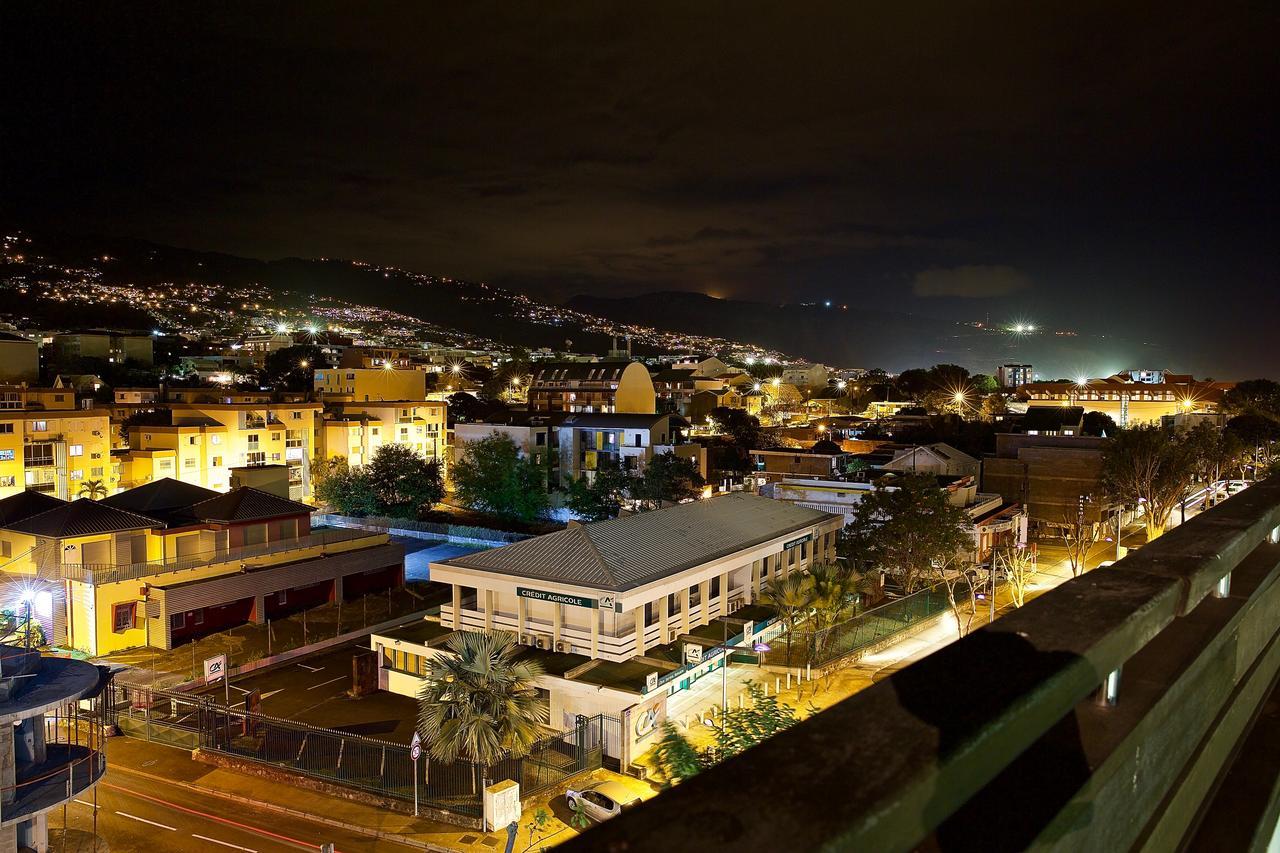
[51, 768, 415, 853]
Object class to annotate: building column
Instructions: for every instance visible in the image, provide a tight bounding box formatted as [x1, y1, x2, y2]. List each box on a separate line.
[679, 587, 690, 635]
[517, 595, 527, 639]
[590, 607, 599, 659]
[333, 574, 344, 602]
[749, 560, 759, 603]
[698, 579, 710, 622]
[719, 571, 731, 614]
[634, 606, 646, 656]
[658, 595, 669, 644]
[451, 584, 461, 630]
[552, 603, 562, 647]
[484, 590, 494, 631]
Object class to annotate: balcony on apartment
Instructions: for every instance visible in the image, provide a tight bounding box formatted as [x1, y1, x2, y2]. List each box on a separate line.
[54, 526, 389, 585]
[566, 475, 1280, 853]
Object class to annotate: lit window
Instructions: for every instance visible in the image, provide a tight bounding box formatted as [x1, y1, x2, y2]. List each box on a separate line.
[69, 444, 84, 456]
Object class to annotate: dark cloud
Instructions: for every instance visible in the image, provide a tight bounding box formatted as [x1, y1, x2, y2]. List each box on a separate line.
[913, 265, 1031, 299]
[1, 2, 1277, 376]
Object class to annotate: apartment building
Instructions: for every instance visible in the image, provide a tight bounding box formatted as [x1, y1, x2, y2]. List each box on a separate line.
[0, 478, 405, 654]
[528, 361, 656, 415]
[555, 412, 705, 483]
[748, 446, 852, 485]
[51, 330, 154, 365]
[318, 400, 448, 468]
[0, 405, 115, 500]
[124, 402, 320, 501]
[313, 367, 427, 402]
[1019, 373, 1232, 427]
[0, 331, 39, 382]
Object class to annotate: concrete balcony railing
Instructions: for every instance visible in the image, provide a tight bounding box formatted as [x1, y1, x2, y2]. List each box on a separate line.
[566, 475, 1280, 853]
[56, 527, 388, 585]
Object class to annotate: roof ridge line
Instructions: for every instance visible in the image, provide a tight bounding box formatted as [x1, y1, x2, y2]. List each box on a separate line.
[574, 524, 621, 587]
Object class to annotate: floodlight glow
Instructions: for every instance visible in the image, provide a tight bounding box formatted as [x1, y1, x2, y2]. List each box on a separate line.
[276, 323, 288, 333]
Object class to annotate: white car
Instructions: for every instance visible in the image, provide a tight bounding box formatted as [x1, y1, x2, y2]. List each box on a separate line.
[565, 780, 641, 822]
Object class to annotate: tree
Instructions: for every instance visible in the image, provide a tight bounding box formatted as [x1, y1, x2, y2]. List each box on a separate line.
[1060, 510, 1101, 577]
[446, 392, 497, 425]
[1221, 379, 1280, 419]
[1184, 422, 1243, 509]
[995, 545, 1037, 608]
[1101, 425, 1197, 541]
[632, 452, 704, 510]
[979, 393, 1008, 422]
[762, 573, 811, 667]
[261, 344, 327, 391]
[840, 474, 973, 593]
[651, 722, 705, 788]
[312, 456, 381, 516]
[1082, 410, 1118, 437]
[365, 444, 445, 518]
[802, 562, 857, 666]
[452, 434, 549, 521]
[709, 406, 761, 453]
[970, 373, 999, 394]
[710, 682, 801, 761]
[77, 479, 108, 500]
[563, 459, 633, 521]
[417, 631, 548, 770]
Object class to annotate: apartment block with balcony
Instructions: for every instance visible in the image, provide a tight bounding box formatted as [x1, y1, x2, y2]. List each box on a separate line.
[554, 412, 705, 484]
[0, 408, 115, 501]
[0, 478, 405, 655]
[318, 401, 447, 469]
[0, 646, 111, 853]
[313, 367, 427, 402]
[528, 361, 656, 415]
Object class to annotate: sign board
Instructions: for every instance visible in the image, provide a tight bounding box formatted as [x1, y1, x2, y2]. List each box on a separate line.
[598, 594, 617, 611]
[683, 642, 703, 665]
[518, 587, 597, 609]
[410, 731, 422, 762]
[645, 671, 659, 693]
[484, 779, 521, 832]
[784, 534, 813, 550]
[203, 654, 227, 684]
[742, 620, 755, 643]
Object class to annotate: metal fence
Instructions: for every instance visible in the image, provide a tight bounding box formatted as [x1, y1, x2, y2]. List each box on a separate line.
[764, 579, 976, 669]
[109, 681, 616, 818]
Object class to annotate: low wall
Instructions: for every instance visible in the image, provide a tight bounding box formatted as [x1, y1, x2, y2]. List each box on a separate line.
[191, 748, 483, 829]
[315, 513, 529, 547]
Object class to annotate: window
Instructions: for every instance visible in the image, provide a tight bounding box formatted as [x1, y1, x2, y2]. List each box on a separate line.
[192, 610, 205, 626]
[90, 467, 103, 477]
[0, 450, 13, 462]
[292, 411, 302, 420]
[189, 436, 197, 445]
[171, 612, 186, 630]
[212, 456, 222, 467]
[68, 444, 83, 457]
[0, 476, 13, 488]
[30, 421, 48, 432]
[277, 590, 287, 605]
[0, 424, 12, 434]
[69, 469, 83, 480]
[0, 540, 9, 558]
[113, 602, 135, 633]
[184, 458, 196, 469]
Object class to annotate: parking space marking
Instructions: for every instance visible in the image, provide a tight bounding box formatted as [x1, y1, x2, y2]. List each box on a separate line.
[192, 833, 258, 852]
[296, 663, 323, 672]
[307, 675, 346, 690]
[73, 799, 98, 809]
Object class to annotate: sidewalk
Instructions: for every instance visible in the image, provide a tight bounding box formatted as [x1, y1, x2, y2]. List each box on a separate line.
[105, 735, 649, 851]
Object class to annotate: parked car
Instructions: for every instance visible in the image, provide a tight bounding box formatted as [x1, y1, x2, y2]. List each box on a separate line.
[565, 780, 641, 822]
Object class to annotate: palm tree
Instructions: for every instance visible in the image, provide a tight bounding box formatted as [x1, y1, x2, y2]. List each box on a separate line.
[763, 573, 813, 667]
[803, 563, 857, 666]
[417, 630, 548, 779]
[78, 479, 108, 500]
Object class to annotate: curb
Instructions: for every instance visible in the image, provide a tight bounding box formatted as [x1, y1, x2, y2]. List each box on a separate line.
[108, 762, 457, 852]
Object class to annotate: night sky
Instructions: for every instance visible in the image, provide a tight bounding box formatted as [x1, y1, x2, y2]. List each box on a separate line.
[3, 3, 1277, 376]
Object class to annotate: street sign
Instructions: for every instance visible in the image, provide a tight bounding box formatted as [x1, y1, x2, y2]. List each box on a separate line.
[683, 642, 703, 665]
[203, 654, 227, 683]
[645, 671, 658, 693]
[410, 731, 422, 762]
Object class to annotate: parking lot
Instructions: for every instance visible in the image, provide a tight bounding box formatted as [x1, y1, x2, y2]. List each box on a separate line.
[197, 640, 421, 743]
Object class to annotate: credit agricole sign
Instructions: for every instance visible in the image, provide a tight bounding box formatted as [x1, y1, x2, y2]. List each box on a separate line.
[517, 587, 604, 609]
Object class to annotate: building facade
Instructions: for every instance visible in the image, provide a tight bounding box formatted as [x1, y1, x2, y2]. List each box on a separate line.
[0, 407, 114, 501]
[528, 362, 656, 415]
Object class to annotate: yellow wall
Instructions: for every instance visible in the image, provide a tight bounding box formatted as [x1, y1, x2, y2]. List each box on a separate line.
[163, 403, 319, 499]
[128, 425, 231, 490]
[313, 368, 427, 402]
[318, 402, 448, 468]
[0, 410, 114, 500]
[614, 362, 657, 414]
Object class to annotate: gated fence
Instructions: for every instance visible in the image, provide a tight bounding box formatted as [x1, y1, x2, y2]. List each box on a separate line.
[109, 681, 617, 818]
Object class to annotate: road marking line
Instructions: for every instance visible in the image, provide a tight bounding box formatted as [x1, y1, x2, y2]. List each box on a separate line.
[73, 799, 98, 809]
[296, 663, 323, 672]
[116, 811, 176, 830]
[228, 685, 250, 694]
[192, 833, 258, 852]
[307, 675, 346, 690]
[259, 689, 285, 700]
